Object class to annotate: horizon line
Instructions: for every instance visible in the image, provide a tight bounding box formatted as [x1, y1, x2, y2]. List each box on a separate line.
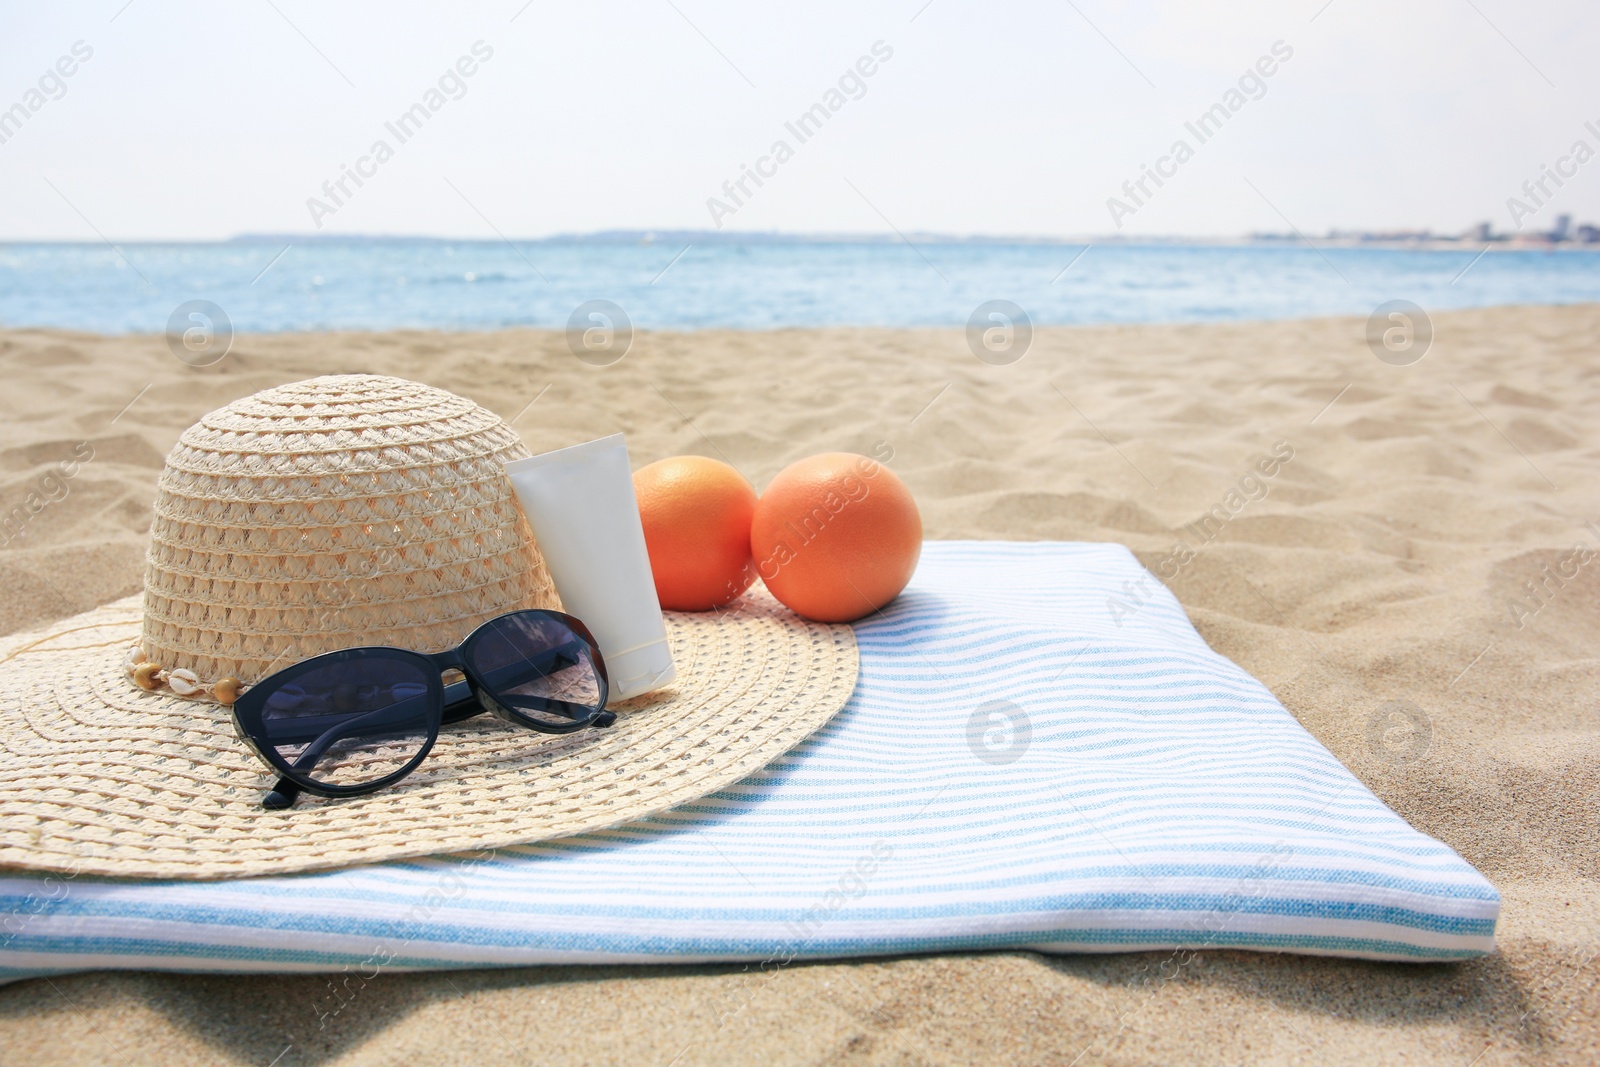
[0, 226, 1591, 247]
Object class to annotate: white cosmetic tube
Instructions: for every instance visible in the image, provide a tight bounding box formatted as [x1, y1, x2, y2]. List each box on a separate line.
[503, 435, 676, 702]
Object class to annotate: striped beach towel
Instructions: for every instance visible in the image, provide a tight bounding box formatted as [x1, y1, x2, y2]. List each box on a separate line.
[0, 542, 1497, 981]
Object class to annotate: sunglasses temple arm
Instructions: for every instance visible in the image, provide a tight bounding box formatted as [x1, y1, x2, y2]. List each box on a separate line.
[263, 777, 303, 810]
[256, 696, 430, 809]
[441, 677, 487, 725]
[491, 693, 617, 725]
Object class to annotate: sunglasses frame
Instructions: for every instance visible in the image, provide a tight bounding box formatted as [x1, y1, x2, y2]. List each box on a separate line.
[231, 609, 613, 807]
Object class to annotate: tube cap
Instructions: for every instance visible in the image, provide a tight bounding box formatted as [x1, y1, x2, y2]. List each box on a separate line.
[604, 638, 677, 703]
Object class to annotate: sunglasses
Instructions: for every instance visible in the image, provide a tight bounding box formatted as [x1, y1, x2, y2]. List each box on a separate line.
[231, 610, 613, 810]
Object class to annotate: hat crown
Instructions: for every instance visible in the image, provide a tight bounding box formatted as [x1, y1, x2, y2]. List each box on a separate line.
[139, 374, 559, 684]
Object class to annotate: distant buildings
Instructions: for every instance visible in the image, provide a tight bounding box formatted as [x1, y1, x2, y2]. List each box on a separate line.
[1249, 218, 1600, 247]
[1471, 213, 1600, 245]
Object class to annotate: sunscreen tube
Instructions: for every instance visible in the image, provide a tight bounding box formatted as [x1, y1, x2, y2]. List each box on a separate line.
[503, 435, 676, 702]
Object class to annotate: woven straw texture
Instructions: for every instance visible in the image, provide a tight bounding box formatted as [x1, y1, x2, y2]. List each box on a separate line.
[140, 374, 561, 685]
[0, 589, 856, 879]
[0, 373, 858, 879]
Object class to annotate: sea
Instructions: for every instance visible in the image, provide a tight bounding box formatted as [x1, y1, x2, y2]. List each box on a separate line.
[1, 237, 1596, 333]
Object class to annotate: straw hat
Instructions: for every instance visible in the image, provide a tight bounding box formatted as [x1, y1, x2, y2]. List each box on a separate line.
[0, 375, 857, 880]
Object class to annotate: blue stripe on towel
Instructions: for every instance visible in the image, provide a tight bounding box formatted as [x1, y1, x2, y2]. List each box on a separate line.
[0, 542, 1498, 978]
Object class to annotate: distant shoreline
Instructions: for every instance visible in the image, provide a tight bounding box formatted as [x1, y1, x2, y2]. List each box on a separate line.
[3, 232, 1599, 251]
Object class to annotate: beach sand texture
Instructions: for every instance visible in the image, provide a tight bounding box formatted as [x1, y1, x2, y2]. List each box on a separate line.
[0, 306, 1595, 1065]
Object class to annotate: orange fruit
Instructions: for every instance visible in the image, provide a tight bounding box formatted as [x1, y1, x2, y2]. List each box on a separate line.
[633, 455, 758, 611]
[750, 453, 921, 623]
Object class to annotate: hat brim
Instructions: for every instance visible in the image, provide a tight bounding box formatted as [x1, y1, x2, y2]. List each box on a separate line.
[0, 589, 857, 880]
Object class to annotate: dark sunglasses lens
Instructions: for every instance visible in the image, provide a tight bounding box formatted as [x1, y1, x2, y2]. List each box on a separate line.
[466, 614, 603, 727]
[257, 654, 434, 788]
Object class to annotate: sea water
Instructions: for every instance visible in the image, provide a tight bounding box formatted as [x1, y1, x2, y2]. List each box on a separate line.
[0, 238, 1595, 333]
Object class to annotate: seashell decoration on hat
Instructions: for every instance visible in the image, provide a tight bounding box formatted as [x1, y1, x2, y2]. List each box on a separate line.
[129, 373, 561, 700]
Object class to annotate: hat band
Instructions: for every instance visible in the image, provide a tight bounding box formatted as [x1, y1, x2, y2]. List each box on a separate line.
[123, 644, 245, 705]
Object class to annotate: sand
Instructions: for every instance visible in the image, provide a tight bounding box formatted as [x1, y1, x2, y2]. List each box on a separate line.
[0, 306, 1595, 1065]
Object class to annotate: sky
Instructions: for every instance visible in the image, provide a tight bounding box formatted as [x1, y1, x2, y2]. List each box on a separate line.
[2, 0, 1597, 241]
